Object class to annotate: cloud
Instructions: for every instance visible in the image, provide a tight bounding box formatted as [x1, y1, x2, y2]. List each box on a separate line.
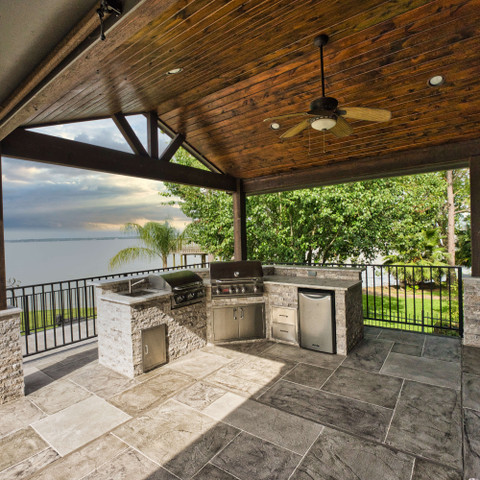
[2, 115, 190, 234]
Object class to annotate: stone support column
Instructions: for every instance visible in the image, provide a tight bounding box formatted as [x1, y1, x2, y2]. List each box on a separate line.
[464, 159, 480, 345]
[464, 277, 480, 346]
[0, 308, 24, 403]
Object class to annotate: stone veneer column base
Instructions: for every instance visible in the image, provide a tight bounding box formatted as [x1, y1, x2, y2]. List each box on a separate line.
[464, 277, 480, 347]
[0, 307, 24, 404]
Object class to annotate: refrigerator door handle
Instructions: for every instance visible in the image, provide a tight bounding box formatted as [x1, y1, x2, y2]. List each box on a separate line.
[300, 292, 328, 300]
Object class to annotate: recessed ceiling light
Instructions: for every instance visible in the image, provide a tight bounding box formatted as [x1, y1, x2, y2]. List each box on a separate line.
[270, 122, 281, 130]
[167, 67, 183, 75]
[428, 75, 445, 87]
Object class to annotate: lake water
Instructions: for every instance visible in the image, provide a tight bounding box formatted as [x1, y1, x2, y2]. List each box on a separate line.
[5, 237, 204, 286]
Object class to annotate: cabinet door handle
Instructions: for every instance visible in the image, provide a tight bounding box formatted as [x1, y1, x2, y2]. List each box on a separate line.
[280, 329, 289, 333]
[233, 307, 237, 320]
[144, 344, 149, 355]
[240, 307, 244, 319]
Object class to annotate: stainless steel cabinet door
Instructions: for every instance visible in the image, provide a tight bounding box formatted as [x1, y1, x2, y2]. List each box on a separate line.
[213, 307, 239, 341]
[239, 304, 264, 339]
[142, 324, 167, 372]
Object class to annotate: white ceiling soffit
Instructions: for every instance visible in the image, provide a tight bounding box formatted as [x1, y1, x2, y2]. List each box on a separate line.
[0, 0, 99, 106]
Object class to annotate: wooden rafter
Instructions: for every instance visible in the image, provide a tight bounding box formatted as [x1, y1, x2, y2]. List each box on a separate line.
[146, 111, 159, 159]
[1, 129, 237, 192]
[112, 113, 148, 157]
[160, 133, 185, 163]
[155, 116, 222, 174]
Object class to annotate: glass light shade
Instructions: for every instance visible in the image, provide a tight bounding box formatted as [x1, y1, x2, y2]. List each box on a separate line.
[428, 75, 445, 87]
[311, 117, 336, 131]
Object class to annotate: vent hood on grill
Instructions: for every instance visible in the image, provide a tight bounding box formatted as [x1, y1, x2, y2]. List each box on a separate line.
[210, 261, 263, 279]
[159, 270, 203, 288]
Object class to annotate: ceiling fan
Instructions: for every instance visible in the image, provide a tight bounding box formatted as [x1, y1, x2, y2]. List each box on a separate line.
[264, 34, 392, 139]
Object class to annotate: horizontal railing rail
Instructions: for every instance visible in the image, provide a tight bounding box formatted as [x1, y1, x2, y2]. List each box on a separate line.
[8, 263, 209, 357]
[268, 261, 463, 337]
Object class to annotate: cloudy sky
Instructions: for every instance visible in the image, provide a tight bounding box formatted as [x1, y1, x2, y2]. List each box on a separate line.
[2, 115, 191, 239]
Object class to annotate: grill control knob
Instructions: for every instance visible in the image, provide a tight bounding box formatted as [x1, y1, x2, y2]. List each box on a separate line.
[177, 295, 185, 302]
[228, 287, 233, 294]
[253, 286, 258, 293]
[241, 286, 246, 294]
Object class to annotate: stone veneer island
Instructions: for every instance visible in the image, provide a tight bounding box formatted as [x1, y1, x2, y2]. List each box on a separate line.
[94, 265, 364, 378]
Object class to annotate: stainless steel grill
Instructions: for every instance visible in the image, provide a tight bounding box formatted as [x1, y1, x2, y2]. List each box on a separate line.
[151, 270, 205, 308]
[210, 261, 264, 297]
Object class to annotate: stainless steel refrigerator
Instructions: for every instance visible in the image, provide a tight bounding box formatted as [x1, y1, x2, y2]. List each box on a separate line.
[298, 290, 336, 354]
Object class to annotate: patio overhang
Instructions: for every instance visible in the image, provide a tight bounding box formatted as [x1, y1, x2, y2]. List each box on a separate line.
[1, 0, 480, 307]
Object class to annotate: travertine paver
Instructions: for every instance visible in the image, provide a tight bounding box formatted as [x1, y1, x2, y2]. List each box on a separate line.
[32, 396, 130, 456]
[0, 330, 470, 480]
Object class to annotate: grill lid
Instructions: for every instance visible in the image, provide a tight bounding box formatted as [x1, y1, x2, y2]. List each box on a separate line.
[159, 270, 203, 289]
[210, 261, 263, 280]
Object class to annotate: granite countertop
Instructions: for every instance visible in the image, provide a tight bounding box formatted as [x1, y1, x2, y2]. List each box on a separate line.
[263, 275, 361, 291]
[98, 289, 171, 306]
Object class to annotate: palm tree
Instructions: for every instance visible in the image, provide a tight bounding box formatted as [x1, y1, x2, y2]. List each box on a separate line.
[109, 222, 183, 269]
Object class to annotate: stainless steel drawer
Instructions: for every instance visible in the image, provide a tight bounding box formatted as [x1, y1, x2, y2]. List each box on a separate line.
[272, 323, 296, 343]
[271, 306, 297, 326]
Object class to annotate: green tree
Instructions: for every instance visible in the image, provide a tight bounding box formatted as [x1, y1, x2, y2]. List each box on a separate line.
[109, 222, 183, 269]
[163, 150, 470, 266]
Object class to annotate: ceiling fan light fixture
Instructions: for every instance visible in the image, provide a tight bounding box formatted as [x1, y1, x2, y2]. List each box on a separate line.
[311, 116, 336, 131]
[428, 75, 445, 87]
[270, 122, 281, 130]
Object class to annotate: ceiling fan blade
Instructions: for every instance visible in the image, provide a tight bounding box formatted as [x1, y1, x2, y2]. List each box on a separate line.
[263, 112, 310, 122]
[339, 107, 391, 122]
[330, 116, 353, 138]
[280, 119, 311, 138]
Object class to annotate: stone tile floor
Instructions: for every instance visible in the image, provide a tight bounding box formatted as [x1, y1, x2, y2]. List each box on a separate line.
[0, 328, 477, 479]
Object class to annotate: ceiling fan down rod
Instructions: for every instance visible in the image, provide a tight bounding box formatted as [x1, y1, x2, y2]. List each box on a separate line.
[314, 34, 329, 98]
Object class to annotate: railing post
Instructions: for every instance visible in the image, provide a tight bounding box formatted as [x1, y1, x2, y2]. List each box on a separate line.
[458, 266, 464, 337]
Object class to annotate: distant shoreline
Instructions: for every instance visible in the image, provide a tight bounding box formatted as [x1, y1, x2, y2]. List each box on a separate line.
[5, 236, 140, 243]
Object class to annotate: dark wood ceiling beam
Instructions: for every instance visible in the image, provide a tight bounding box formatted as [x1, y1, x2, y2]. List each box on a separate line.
[243, 139, 480, 195]
[112, 113, 148, 156]
[159, 133, 185, 162]
[155, 116, 223, 174]
[146, 111, 159, 159]
[1, 129, 236, 192]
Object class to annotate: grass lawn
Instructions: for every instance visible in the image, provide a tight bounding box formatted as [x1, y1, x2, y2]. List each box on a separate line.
[21, 307, 96, 334]
[363, 292, 460, 336]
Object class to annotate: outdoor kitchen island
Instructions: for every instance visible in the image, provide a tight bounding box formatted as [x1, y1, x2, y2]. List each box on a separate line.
[94, 264, 363, 379]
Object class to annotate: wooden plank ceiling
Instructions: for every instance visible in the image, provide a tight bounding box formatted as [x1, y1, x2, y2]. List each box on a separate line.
[2, 0, 480, 188]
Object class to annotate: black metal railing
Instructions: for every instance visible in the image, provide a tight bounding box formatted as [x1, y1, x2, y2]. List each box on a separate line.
[360, 264, 463, 337]
[8, 263, 209, 357]
[10, 260, 463, 357]
[269, 262, 463, 337]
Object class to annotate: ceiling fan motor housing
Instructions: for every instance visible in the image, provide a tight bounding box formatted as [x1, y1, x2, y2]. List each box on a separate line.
[309, 97, 338, 114]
